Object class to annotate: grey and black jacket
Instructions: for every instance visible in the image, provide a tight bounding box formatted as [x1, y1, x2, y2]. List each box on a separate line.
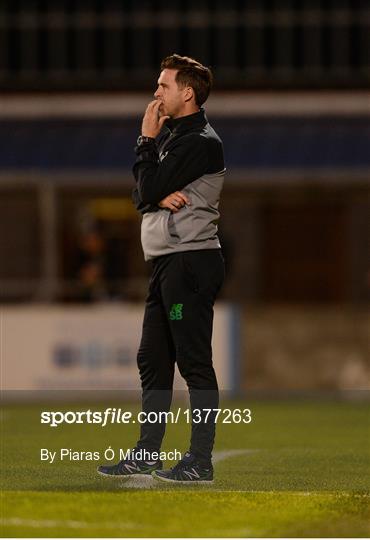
[132, 108, 225, 261]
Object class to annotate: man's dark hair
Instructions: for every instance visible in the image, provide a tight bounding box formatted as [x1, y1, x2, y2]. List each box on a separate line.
[160, 54, 213, 107]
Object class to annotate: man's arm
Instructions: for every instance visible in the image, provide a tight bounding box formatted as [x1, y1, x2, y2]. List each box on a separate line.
[131, 186, 159, 215]
[133, 134, 208, 206]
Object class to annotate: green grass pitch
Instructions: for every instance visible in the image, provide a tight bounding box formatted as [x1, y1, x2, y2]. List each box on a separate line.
[1, 397, 369, 537]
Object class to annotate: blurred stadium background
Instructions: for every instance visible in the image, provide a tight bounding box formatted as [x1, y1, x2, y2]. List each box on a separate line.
[1, 0, 369, 394]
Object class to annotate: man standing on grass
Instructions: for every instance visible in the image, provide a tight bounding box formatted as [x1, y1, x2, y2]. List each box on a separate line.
[98, 54, 225, 483]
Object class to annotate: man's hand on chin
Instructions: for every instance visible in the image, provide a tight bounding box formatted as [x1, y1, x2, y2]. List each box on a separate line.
[141, 100, 170, 138]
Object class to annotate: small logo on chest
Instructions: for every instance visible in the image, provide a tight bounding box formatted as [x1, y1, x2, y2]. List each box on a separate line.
[169, 303, 183, 320]
[159, 151, 169, 162]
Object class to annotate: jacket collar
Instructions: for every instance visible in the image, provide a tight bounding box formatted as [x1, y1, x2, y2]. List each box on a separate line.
[165, 107, 207, 134]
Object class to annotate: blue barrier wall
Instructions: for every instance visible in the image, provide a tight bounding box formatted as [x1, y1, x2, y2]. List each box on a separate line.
[1, 116, 369, 172]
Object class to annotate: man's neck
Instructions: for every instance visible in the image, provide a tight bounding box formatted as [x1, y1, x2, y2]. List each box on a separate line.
[172, 106, 200, 119]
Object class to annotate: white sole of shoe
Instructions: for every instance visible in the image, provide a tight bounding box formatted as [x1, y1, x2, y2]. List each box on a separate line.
[152, 473, 214, 484]
[97, 470, 157, 480]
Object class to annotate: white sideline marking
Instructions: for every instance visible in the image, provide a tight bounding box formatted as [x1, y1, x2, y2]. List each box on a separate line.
[1, 450, 255, 529]
[213, 449, 257, 464]
[123, 448, 254, 489]
[1, 517, 254, 537]
[2, 491, 367, 529]
[1, 517, 135, 530]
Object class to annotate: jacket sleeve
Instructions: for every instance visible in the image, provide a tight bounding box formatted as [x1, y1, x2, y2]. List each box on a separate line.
[131, 186, 159, 215]
[132, 134, 208, 206]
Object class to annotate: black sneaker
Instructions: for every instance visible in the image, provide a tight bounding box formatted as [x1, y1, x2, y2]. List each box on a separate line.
[97, 448, 162, 479]
[152, 452, 213, 484]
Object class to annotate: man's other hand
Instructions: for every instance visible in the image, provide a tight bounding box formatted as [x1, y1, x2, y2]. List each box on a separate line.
[158, 191, 191, 213]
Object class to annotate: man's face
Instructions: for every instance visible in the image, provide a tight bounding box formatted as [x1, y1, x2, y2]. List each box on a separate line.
[154, 69, 187, 119]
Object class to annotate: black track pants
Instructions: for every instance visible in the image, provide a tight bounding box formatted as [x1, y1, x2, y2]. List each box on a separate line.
[135, 248, 225, 466]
